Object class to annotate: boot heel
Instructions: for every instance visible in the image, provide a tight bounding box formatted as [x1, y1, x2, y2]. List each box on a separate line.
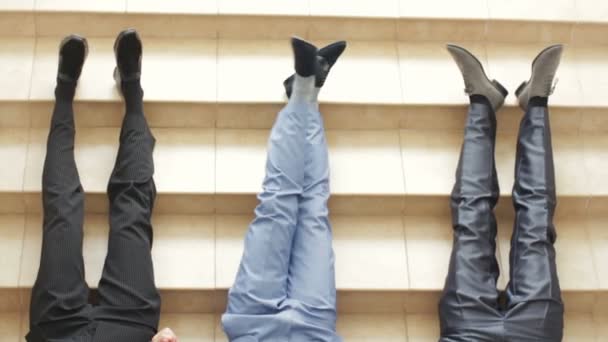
[492, 80, 509, 98]
[515, 81, 527, 97]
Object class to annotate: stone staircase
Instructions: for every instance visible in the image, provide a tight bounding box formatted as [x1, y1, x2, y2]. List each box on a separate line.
[0, 0, 607, 340]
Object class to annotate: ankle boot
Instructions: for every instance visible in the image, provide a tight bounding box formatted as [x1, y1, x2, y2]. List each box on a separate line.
[284, 40, 347, 98]
[57, 34, 88, 84]
[292, 37, 318, 78]
[447, 44, 508, 112]
[515, 44, 563, 111]
[113, 29, 143, 93]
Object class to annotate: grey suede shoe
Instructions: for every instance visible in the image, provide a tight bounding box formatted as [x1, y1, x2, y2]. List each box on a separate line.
[447, 44, 508, 112]
[515, 44, 564, 110]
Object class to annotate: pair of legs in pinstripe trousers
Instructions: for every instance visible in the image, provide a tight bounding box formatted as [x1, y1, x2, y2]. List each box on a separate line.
[222, 37, 346, 342]
[27, 31, 161, 342]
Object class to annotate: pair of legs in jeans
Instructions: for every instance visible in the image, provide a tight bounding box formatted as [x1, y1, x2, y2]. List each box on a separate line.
[222, 38, 346, 342]
[439, 45, 565, 341]
[27, 31, 161, 342]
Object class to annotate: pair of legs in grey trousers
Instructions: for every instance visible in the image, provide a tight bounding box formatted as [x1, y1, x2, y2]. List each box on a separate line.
[439, 45, 565, 341]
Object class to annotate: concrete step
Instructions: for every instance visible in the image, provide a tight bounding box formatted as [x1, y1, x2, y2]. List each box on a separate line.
[1, 213, 606, 312]
[1, 38, 607, 131]
[0, 1, 605, 340]
[0, 37, 601, 106]
[0, 127, 605, 215]
[1, 0, 608, 44]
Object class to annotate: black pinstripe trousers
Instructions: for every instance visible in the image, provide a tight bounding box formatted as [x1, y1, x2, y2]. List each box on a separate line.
[27, 81, 161, 342]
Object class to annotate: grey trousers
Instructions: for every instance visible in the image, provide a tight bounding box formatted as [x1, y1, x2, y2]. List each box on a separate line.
[439, 98, 564, 342]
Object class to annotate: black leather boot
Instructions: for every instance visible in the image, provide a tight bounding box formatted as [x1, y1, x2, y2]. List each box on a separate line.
[113, 29, 142, 93]
[57, 35, 88, 84]
[284, 39, 347, 98]
[291, 36, 318, 77]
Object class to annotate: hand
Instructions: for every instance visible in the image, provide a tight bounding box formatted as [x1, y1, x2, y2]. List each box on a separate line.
[151, 328, 178, 342]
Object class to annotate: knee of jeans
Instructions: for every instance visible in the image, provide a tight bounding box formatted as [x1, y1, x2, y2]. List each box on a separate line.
[232, 337, 258, 342]
[288, 300, 337, 331]
[226, 289, 283, 317]
[220, 317, 259, 342]
[262, 163, 304, 194]
[256, 190, 299, 222]
[221, 310, 292, 341]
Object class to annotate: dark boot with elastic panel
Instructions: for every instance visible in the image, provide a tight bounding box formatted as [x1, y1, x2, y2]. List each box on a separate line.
[57, 35, 88, 85]
[113, 29, 145, 116]
[446, 44, 508, 112]
[316, 40, 347, 87]
[113, 29, 143, 94]
[292, 37, 318, 77]
[515, 44, 563, 111]
[284, 40, 347, 98]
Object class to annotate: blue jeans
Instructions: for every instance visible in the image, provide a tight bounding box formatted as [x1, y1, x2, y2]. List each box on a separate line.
[222, 75, 340, 342]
